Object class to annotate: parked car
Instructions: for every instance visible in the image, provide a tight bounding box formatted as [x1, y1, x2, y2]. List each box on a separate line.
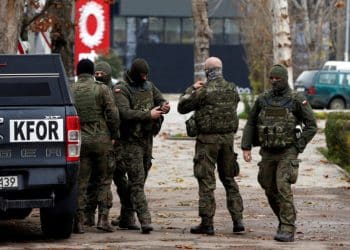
[295, 70, 350, 109]
[322, 60, 350, 71]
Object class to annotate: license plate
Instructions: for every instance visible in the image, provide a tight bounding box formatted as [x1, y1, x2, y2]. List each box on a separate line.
[0, 176, 18, 189]
[296, 87, 305, 92]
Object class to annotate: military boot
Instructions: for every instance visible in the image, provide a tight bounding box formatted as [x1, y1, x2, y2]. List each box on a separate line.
[119, 219, 140, 230]
[141, 223, 154, 234]
[73, 215, 85, 234]
[97, 213, 115, 232]
[111, 215, 120, 227]
[274, 231, 295, 242]
[84, 212, 96, 226]
[233, 219, 245, 233]
[190, 217, 214, 236]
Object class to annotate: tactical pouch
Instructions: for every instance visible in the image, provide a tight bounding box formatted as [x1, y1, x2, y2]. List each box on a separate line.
[152, 115, 164, 136]
[186, 115, 197, 137]
[232, 152, 240, 176]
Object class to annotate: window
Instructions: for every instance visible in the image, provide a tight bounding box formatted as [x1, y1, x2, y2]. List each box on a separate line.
[113, 17, 126, 43]
[318, 73, 337, 85]
[224, 19, 240, 45]
[148, 17, 163, 43]
[340, 74, 350, 85]
[136, 17, 149, 42]
[210, 19, 224, 44]
[182, 18, 194, 43]
[164, 18, 180, 43]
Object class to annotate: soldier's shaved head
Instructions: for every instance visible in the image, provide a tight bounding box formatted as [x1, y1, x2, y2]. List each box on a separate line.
[204, 57, 222, 69]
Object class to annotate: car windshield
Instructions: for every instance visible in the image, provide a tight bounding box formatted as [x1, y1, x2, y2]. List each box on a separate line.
[295, 71, 317, 88]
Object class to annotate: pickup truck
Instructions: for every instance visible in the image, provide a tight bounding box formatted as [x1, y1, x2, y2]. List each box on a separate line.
[0, 54, 80, 238]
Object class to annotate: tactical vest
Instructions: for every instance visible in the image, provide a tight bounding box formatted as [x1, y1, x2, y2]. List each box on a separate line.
[72, 80, 104, 123]
[125, 81, 154, 138]
[195, 79, 237, 134]
[257, 93, 298, 149]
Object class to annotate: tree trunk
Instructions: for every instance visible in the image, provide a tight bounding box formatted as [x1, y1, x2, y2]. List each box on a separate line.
[192, 0, 212, 82]
[271, 0, 293, 88]
[50, 0, 75, 78]
[0, 0, 24, 53]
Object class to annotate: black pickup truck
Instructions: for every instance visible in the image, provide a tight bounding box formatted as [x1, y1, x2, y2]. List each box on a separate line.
[0, 54, 80, 238]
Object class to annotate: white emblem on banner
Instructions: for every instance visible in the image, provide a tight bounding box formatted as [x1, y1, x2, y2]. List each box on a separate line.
[79, 1, 105, 48]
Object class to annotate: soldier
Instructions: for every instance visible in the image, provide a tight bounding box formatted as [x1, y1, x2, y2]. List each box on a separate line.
[177, 57, 245, 235]
[85, 61, 139, 230]
[113, 58, 170, 234]
[241, 64, 317, 242]
[71, 59, 119, 233]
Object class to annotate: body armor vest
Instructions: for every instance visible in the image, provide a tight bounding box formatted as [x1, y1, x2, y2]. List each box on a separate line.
[124, 81, 154, 138]
[72, 80, 104, 123]
[195, 79, 237, 134]
[257, 93, 298, 149]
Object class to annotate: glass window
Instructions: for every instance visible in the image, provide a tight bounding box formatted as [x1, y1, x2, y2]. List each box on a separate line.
[224, 19, 240, 45]
[210, 19, 224, 44]
[345, 74, 350, 85]
[148, 17, 163, 43]
[182, 18, 194, 43]
[136, 18, 149, 43]
[113, 17, 126, 43]
[165, 18, 180, 43]
[318, 73, 337, 85]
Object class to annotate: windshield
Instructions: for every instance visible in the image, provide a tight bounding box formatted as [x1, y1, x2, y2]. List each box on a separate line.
[295, 71, 317, 88]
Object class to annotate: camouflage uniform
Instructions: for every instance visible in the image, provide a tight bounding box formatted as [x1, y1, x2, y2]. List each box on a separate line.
[71, 71, 119, 233]
[241, 64, 317, 241]
[114, 69, 167, 232]
[85, 61, 136, 227]
[177, 76, 244, 231]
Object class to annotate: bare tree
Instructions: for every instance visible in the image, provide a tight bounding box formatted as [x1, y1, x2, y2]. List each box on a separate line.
[271, 0, 293, 89]
[192, 0, 212, 82]
[290, 0, 341, 71]
[0, 0, 25, 53]
[240, 0, 273, 93]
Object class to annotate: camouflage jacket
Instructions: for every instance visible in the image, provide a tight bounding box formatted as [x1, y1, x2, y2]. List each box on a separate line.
[71, 74, 119, 142]
[177, 77, 240, 144]
[241, 88, 317, 153]
[113, 80, 166, 141]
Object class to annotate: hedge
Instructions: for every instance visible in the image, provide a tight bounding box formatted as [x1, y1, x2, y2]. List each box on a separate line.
[325, 112, 350, 168]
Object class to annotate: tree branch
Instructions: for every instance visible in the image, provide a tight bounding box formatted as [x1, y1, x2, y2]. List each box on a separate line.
[291, 0, 302, 9]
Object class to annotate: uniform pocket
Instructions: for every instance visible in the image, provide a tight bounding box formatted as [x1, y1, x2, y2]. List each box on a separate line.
[193, 150, 207, 179]
[289, 159, 300, 184]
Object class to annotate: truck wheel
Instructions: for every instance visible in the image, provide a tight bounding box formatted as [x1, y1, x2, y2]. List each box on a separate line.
[329, 98, 345, 109]
[40, 184, 77, 239]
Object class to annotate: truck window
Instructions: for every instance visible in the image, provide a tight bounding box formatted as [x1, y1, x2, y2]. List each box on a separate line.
[0, 76, 63, 106]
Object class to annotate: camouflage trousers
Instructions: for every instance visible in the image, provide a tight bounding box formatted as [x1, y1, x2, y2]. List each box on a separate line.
[258, 146, 300, 233]
[193, 141, 244, 224]
[121, 140, 153, 225]
[76, 141, 113, 219]
[85, 150, 116, 215]
[112, 142, 136, 223]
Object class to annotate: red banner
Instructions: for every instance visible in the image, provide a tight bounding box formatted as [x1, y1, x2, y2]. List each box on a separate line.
[74, 0, 110, 73]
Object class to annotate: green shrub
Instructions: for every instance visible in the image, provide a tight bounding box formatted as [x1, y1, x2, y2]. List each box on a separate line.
[314, 112, 328, 120]
[239, 93, 254, 119]
[325, 112, 350, 169]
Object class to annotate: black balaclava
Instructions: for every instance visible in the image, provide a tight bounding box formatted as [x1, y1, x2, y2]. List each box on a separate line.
[269, 64, 289, 95]
[128, 58, 149, 83]
[95, 61, 112, 85]
[77, 59, 94, 76]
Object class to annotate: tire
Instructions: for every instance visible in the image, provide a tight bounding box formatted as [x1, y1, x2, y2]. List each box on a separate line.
[40, 184, 77, 239]
[329, 98, 345, 109]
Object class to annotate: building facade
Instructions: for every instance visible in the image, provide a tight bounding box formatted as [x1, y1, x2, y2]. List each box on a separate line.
[111, 0, 249, 93]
